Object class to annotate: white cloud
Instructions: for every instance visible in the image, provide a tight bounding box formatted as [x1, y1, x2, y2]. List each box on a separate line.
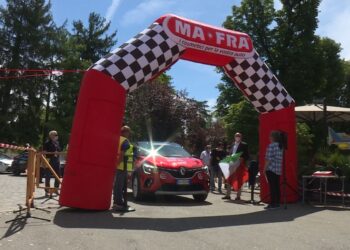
[317, 0, 350, 60]
[120, 0, 175, 26]
[105, 0, 123, 23]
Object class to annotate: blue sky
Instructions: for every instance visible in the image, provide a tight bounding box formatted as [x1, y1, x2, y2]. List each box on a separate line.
[1, 0, 350, 108]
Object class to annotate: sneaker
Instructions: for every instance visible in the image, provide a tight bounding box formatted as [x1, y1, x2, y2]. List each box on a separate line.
[270, 204, 281, 209]
[264, 204, 273, 209]
[264, 204, 280, 210]
[218, 189, 223, 194]
[234, 196, 241, 201]
[125, 206, 136, 212]
[222, 196, 231, 200]
[114, 205, 127, 211]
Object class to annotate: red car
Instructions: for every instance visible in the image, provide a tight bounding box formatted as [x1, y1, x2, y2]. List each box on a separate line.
[132, 141, 209, 202]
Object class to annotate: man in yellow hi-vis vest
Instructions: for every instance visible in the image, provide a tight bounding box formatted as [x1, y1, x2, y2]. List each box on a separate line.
[113, 125, 135, 212]
[124, 142, 134, 172]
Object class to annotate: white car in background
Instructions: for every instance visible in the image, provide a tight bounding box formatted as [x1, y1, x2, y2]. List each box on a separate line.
[0, 152, 13, 173]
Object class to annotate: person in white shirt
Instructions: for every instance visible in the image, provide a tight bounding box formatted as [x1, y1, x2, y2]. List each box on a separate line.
[200, 145, 211, 167]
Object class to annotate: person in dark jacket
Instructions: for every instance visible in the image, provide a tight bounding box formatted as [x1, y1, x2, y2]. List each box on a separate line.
[43, 130, 61, 196]
[210, 142, 227, 192]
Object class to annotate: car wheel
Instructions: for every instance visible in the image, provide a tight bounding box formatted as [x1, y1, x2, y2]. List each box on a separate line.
[132, 174, 143, 201]
[193, 193, 208, 202]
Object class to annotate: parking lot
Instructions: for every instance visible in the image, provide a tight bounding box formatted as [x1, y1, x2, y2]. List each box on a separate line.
[1, 173, 350, 250]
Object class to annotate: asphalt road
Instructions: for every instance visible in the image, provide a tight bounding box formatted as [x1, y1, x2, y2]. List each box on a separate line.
[0, 173, 350, 250]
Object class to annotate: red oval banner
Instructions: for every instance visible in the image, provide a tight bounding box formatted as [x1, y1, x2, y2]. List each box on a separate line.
[162, 15, 254, 59]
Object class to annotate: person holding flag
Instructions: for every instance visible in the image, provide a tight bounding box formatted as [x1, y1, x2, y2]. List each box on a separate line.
[221, 132, 249, 200]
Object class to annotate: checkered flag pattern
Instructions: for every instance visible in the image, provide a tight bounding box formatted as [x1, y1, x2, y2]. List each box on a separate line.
[92, 23, 185, 92]
[223, 51, 294, 113]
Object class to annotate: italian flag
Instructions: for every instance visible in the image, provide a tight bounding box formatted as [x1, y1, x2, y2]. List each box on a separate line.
[219, 152, 249, 191]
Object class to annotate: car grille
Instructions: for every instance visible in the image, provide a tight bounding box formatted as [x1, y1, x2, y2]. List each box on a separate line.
[159, 167, 202, 179]
[159, 184, 204, 192]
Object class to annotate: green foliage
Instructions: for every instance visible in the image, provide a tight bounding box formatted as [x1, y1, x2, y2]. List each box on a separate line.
[296, 123, 314, 162]
[217, 0, 347, 162]
[311, 148, 350, 179]
[339, 60, 350, 107]
[296, 123, 314, 176]
[124, 74, 213, 155]
[223, 0, 276, 63]
[328, 152, 349, 168]
[0, 1, 117, 148]
[223, 99, 259, 153]
[72, 12, 117, 63]
[218, 0, 346, 110]
[215, 74, 244, 118]
[0, 0, 56, 146]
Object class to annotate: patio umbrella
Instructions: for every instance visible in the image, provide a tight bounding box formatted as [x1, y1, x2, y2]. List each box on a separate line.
[295, 104, 350, 122]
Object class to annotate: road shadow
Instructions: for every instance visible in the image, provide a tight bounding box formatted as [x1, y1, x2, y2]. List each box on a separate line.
[1, 206, 51, 239]
[1, 213, 27, 239]
[133, 195, 212, 207]
[53, 204, 348, 232]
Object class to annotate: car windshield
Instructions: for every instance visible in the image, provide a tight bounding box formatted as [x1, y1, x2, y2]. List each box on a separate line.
[0, 153, 12, 160]
[137, 142, 191, 158]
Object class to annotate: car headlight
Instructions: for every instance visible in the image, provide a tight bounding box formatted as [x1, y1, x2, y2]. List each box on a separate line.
[142, 163, 158, 174]
[202, 165, 209, 174]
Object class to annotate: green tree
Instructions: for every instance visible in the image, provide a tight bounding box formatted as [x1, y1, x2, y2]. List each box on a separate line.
[296, 122, 314, 176]
[49, 13, 118, 146]
[72, 12, 117, 63]
[274, 0, 321, 103]
[125, 74, 211, 155]
[312, 37, 345, 105]
[49, 33, 90, 147]
[0, 0, 56, 145]
[223, 0, 276, 64]
[223, 99, 259, 153]
[217, 0, 276, 118]
[125, 75, 184, 142]
[215, 73, 244, 118]
[216, 0, 346, 152]
[338, 60, 350, 107]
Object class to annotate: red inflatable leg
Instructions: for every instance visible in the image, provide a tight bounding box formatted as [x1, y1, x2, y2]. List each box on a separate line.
[59, 70, 126, 210]
[259, 105, 298, 203]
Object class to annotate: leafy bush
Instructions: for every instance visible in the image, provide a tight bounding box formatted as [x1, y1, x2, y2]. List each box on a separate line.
[311, 148, 350, 180]
[297, 123, 314, 176]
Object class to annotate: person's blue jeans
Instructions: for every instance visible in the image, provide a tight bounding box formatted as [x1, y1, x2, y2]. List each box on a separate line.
[45, 159, 60, 189]
[113, 170, 127, 206]
[210, 165, 222, 191]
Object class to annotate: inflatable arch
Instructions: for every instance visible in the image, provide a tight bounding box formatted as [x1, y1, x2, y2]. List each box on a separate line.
[59, 14, 298, 210]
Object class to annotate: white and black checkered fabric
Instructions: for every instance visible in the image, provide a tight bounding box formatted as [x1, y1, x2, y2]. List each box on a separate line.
[224, 51, 294, 113]
[92, 23, 185, 92]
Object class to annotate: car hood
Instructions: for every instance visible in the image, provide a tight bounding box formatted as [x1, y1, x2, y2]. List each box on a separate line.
[142, 156, 203, 169]
[0, 159, 13, 165]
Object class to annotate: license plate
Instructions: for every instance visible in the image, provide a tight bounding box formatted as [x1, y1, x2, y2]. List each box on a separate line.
[176, 179, 191, 185]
